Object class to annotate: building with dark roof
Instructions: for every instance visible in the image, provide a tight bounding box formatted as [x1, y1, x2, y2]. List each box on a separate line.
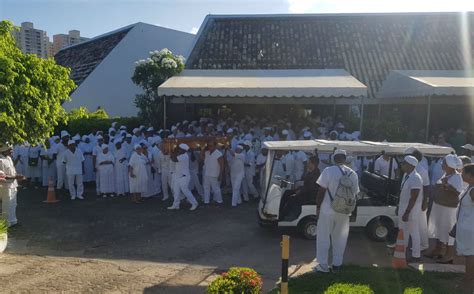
[55, 23, 194, 117]
[186, 12, 474, 98]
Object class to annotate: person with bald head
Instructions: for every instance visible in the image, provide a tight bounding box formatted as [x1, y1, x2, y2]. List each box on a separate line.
[0, 143, 25, 227]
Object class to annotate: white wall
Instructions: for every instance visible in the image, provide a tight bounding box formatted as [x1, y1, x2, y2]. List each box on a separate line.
[64, 23, 195, 117]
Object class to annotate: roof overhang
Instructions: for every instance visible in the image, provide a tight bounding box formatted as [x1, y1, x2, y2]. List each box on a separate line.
[377, 70, 474, 99]
[158, 69, 367, 104]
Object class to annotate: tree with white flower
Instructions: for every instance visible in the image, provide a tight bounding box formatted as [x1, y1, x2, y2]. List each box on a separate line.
[131, 48, 185, 126]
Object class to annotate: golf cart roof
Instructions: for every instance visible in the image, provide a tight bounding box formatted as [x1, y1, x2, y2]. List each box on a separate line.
[262, 140, 454, 157]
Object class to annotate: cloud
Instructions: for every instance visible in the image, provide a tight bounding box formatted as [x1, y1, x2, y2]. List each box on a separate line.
[287, 0, 474, 13]
[287, 0, 318, 13]
[190, 27, 199, 34]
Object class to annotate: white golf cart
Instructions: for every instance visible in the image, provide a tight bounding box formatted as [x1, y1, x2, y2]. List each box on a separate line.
[257, 140, 453, 241]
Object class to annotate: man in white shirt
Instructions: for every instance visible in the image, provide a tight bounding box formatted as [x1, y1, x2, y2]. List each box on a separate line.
[461, 144, 474, 163]
[398, 155, 423, 262]
[92, 135, 104, 196]
[55, 132, 70, 191]
[0, 143, 24, 227]
[374, 153, 398, 179]
[293, 150, 308, 181]
[243, 141, 259, 199]
[315, 149, 359, 273]
[63, 140, 85, 200]
[201, 142, 224, 204]
[168, 144, 198, 211]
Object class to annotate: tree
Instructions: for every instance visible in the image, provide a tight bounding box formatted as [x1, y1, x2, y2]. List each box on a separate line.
[0, 20, 76, 144]
[131, 48, 185, 127]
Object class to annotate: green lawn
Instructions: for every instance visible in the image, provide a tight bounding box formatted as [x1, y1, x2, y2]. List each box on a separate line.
[271, 265, 467, 294]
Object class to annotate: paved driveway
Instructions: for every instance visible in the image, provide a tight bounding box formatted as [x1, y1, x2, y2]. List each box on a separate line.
[0, 187, 392, 293]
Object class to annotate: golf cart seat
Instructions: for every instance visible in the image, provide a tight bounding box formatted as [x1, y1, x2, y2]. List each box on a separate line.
[360, 171, 400, 201]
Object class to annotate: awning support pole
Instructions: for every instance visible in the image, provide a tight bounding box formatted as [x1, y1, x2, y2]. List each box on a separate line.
[163, 96, 167, 129]
[425, 95, 432, 143]
[359, 96, 365, 139]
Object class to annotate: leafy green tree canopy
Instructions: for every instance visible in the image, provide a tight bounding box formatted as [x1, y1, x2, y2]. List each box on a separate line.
[131, 48, 185, 127]
[0, 20, 76, 144]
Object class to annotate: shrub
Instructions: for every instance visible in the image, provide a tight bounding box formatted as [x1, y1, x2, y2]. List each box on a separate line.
[404, 288, 423, 294]
[0, 218, 7, 235]
[207, 267, 263, 294]
[324, 283, 374, 294]
[56, 107, 142, 136]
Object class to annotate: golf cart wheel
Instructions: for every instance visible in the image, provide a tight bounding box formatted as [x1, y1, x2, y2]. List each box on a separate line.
[299, 217, 317, 240]
[366, 218, 393, 242]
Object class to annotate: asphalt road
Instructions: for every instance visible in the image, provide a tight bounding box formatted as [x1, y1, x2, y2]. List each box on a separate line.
[0, 186, 392, 293]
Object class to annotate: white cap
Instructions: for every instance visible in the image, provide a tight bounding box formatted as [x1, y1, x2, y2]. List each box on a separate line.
[403, 155, 419, 167]
[82, 135, 89, 141]
[171, 126, 177, 131]
[0, 143, 12, 152]
[101, 144, 109, 150]
[133, 128, 139, 133]
[444, 154, 459, 169]
[303, 131, 312, 138]
[179, 143, 189, 151]
[67, 140, 75, 145]
[147, 127, 154, 132]
[60, 130, 70, 138]
[126, 134, 132, 138]
[108, 127, 116, 133]
[335, 123, 345, 129]
[236, 145, 244, 150]
[72, 134, 81, 141]
[404, 147, 417, 155]
[134, 144, 141, 150]
[461, 144, 474, 151]
[183, 120, 189, 124]
[119, 125, 127, 130]
[333, 149, 347, 156]
[96, 135, 104, 140]
[226, 128, 233, 134]
[282, 129, 289, 135]
[244, 140, 252, 147]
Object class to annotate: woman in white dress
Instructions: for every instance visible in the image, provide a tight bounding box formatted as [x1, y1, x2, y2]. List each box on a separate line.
[79, 136, 94, 182]
[229, 144, 246, 207]
[114, 141, 129, 196]
[142, 144, 155, 198]
[426, 154, 464, 263]
[129, 145, 148, 204]
[97, 144, 115, 197]
[456, 164, 474, 284]
[40, 139, 56, 187]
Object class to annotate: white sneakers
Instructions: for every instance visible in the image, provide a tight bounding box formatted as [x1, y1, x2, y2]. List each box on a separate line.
[313, 264, 330, 273]
[167, 206, 179, 210]
[71, 196, 76, 200]
[77, 195, 84, 200]
[190, 204, 198, 211]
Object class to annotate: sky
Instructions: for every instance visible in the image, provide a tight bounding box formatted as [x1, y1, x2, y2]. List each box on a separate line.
[1, 0, 473, 38]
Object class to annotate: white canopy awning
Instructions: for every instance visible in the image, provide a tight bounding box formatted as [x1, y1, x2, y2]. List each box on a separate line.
[158, 69, 367, 103]
[377, 70, 474, 99]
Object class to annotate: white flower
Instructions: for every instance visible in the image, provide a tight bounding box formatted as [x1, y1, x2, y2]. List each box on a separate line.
[161, 57, 177, 69]
[160, 48, 172, 56]
[135, 59, 147, 66]
[176, 55, 186, 65]
[146, 58, 153, 64]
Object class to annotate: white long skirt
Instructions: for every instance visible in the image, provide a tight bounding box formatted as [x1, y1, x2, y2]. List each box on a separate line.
[115, 162, 129, 195]
[428, 202, 457, 245]
[129, 166, 148, 194]
[98, 164, 115, 194]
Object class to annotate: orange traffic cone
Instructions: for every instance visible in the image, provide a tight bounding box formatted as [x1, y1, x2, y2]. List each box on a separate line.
[392, 229, 407, 268]
[43, 177, 59, 204]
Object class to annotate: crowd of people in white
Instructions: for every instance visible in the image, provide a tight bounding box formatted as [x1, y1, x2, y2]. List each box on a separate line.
[1, 114, 474, 280]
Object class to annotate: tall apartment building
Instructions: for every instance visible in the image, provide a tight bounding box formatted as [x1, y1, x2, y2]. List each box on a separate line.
[12, 22, 51, 58]
[52, 30, 89, 56]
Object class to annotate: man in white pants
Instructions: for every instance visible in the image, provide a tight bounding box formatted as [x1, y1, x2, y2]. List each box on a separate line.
[168, 144, 198, 211]
[92, 135, 104, 196]
[202, 142, 224, 204]
[0, 143, 24, 227]
[243, 141, 259, 199]
[159, 144, 171, 201]
[63, 140, 85, 200]
[398, 155, 423, 262]
[229, 144, 246, 207]
[315, 149, 359, 273]
[55, 131, 70, 191]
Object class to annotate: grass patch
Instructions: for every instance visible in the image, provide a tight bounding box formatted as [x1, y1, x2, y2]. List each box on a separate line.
[271, 265, 465, 294]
